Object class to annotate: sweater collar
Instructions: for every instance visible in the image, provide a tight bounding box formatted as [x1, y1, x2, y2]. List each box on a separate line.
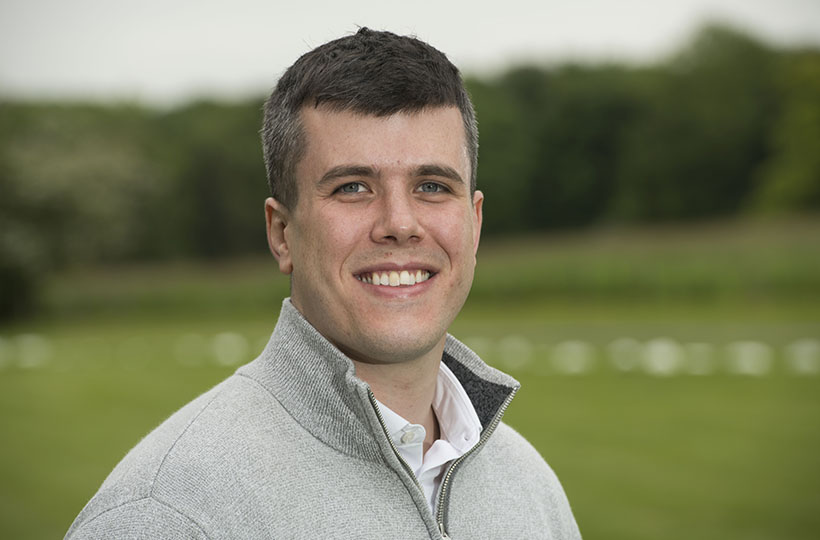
[237, 299, 520, 460]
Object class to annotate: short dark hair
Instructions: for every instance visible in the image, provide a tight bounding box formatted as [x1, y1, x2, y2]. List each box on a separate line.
[261, 27, 478, 208]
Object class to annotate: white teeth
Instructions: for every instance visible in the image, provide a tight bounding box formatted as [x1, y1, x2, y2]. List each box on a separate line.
[357, 270, 431, 287]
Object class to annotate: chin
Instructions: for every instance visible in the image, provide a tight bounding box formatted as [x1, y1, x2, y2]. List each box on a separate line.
[348, 330, 446, 365]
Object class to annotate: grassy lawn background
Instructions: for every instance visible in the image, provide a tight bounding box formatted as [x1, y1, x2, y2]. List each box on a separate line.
[1, 217, 818, 539]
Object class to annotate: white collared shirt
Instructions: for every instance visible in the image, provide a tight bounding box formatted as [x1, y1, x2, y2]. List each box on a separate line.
[375, 362, 482, 513]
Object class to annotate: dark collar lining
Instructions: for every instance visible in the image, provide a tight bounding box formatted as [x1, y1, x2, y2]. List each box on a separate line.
[441, 351, 513, 431]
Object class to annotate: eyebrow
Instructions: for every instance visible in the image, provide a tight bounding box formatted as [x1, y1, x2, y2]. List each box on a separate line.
[414, 164, 464, 184]
[317, 165, 378, 187]
[316, 163, 465, 187]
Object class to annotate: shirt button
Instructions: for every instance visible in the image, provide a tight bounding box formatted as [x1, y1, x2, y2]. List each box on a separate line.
[400, 431, 416, 444]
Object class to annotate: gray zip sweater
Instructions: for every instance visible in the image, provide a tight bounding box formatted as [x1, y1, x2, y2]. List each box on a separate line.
[66, 300, 581, 539]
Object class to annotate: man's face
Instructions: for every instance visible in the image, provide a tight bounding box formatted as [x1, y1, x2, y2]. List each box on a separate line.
[266, 106, 483, 365]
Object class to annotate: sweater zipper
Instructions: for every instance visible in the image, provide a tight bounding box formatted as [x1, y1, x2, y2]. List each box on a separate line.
[434, 386, 517, 539]
[367, 389, 426, 495]
[439, 522, 452, 539]
[368, 389, 449, 539]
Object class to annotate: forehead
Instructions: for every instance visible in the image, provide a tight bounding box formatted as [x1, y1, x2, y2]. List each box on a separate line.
[295, 106, 469, 180]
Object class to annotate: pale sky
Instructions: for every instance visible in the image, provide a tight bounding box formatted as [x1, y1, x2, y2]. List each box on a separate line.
[1, 0, 819, 104]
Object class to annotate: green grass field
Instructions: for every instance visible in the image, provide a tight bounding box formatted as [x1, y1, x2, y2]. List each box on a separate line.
[1, 218, 818, 539]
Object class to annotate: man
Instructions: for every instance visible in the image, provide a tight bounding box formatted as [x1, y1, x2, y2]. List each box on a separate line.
[67, 28, 581, 539]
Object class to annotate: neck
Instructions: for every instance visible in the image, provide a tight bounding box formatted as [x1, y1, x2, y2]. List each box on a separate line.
[353, 347, 442, 450]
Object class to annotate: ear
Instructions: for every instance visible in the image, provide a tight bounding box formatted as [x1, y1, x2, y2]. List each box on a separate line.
[471, 190, 484, 255]
[265, 197, 293, 275]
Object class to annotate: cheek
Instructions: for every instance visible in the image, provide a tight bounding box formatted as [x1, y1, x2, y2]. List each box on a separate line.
[301, 210, 365, 267]
[288, 218, 327, 271]
[429, 213, 477, 260]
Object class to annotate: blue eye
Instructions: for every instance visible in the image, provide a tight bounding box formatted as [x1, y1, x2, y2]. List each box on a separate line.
[338, 182, 366, 194]
[419, 182, 445, 193]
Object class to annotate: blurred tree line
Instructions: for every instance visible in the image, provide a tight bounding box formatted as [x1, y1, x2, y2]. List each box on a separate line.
[1, 23, 819, 319]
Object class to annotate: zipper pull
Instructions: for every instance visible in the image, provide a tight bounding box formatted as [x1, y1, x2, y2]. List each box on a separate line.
[439, 522, 451, 539]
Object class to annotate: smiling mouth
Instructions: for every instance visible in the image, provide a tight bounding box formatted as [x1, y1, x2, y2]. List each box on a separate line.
[355, 270, 432, 287]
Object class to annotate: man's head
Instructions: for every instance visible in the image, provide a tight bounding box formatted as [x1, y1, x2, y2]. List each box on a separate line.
[262, 29, 483, 368]
[261, 27, 478, 209]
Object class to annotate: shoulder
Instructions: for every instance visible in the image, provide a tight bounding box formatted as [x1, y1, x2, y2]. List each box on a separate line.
[67, 374, 281, 537]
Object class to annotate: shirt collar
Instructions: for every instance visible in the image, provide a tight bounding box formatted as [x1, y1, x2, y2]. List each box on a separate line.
[375, 362, 481, 454]
[434, 362, 482, 453]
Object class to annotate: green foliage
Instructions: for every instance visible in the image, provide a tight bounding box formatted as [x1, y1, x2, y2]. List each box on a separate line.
[470, 64, 643, 231]
[524, 65, 640, 228]
[0, 100, 269, 319]
[751, 49, 820, 211]
[0, 103, 172, 319]
[0, 103, 162, 265]
[612, 25, 779, 220]
[150, 101, 268, 258]
[468, 22, 817, 233]
[467, 76, 539, 233]
[0, 100, 268, 267]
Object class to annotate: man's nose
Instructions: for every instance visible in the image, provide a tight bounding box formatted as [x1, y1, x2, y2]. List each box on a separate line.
[370, 188, 423, 244]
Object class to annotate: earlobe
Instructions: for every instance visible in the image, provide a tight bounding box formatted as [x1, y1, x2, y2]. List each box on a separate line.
[265, 197, 293, 274]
